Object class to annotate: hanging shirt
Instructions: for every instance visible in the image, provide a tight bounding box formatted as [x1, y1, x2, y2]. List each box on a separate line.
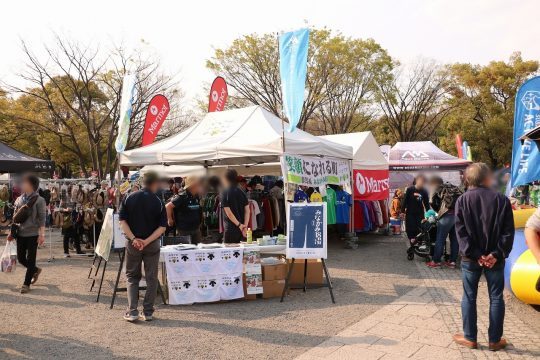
[294, 189, 309, 203]
[310, 191, 323, 203]
[335, 190, 352, 224]
[248, 200, 261, 230]
[323, 187, 337, 225]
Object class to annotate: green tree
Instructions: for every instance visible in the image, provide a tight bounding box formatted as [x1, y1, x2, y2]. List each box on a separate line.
[207, 28, 394, 133]
[439, 52, 538, 167]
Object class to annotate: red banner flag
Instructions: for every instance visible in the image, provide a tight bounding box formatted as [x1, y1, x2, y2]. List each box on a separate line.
[353, 169, 390, 201]
[208, 76, 228, 112]
[142, 94, 170, 146]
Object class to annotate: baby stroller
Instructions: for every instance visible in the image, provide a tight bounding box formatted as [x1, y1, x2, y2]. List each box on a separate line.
[407, 210, 438, 261]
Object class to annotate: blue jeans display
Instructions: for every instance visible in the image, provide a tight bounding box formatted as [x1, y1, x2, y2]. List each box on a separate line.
[461, 260, 505, 343]
[433, 213, 458, 263]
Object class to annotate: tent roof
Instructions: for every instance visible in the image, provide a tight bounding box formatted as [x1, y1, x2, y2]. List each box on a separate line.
[120, 106, 353, 166]
[140, 163, 283, 178]
[389, 141, 471, 171]
[0, 142, 54, 173]
[319, 132, 388, 170]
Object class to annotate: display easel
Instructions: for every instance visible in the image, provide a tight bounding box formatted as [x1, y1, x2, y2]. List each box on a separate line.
[280, 258, 335, 303]
[89, 247, 167, 308]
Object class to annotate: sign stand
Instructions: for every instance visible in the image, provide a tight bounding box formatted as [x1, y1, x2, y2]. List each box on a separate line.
[89, 248, 166, 308]
[280, 258, 335, 303]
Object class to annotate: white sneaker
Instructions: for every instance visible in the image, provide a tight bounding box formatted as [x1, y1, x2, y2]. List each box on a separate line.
[63, 253, 70, 258]
[123, 312, 138, 322]
[140, 314, 153, 321]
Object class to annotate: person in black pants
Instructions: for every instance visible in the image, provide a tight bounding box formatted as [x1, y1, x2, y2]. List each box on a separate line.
[60, 206, 83, 257]
[401, 174, 430, 242]
[221, 169, 250, 244]
[7, 174, 47, 293]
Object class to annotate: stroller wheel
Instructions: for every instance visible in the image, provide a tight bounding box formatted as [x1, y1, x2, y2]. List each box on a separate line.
[407, 253, 414, 261]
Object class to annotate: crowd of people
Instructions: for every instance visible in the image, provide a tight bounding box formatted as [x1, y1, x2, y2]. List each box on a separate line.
[4, 162, 539, 351]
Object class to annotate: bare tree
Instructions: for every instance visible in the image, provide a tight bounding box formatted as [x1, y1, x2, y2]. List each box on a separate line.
[4, 33, 188, 178]
[377, 60, 453, 142]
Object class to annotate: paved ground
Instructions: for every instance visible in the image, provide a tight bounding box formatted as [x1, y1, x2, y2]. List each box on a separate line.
[0, 230, 538, 359]
[296, 240, 540, 360]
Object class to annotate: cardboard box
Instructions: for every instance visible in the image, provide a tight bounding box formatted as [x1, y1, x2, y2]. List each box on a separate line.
[262, 280, 285, 299]
[262, 263, 288, 281]
[287, 259, 324, 285]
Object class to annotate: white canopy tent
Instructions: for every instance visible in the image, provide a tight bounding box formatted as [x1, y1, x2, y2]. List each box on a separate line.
[119, 106, 353, 167]
[319, 132, 388, 170]
[139, 163, 283, 178]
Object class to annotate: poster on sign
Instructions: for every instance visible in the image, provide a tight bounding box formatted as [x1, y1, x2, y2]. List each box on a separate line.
[95, 209, 114, 261]
[287, 203, 327, 259]
[280, 154, 350, 187]
[208, 76, 228, 112]
[353, 169, 389, 201]
[142, 94, 170, 146]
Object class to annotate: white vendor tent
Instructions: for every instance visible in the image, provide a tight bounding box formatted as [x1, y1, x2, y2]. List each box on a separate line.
[319, 132, 388, 170]
[119, 106, 353, 167]
[139, 163, 284, 178]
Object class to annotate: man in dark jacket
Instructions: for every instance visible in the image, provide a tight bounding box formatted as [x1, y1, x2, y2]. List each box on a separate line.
[453, 163, 514, 351]
[119, 171, 167, 322]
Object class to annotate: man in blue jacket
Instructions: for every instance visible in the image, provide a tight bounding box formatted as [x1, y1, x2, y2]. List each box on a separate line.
[453, 163, 514, 351]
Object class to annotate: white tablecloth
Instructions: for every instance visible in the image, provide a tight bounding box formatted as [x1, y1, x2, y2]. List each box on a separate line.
[160, 244, 285, 305]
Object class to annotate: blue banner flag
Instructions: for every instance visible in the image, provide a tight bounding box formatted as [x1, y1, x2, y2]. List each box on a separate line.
[511, 76, 540, 186]
[279, 28, 309, 132]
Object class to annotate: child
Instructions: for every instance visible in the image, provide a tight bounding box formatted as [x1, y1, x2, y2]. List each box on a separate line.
[390, 189, 403, 235]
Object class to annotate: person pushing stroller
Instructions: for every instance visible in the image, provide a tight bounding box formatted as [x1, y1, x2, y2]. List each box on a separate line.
[427, 176, 462, 268]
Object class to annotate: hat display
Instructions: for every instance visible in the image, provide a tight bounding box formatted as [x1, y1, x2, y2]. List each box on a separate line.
[183, 176, 199, 190]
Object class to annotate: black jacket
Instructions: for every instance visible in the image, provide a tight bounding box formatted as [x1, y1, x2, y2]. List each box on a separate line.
[455, 187, 514, 261]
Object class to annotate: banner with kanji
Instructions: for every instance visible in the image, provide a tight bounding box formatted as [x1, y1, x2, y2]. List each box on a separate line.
[280, 154, 350, 187]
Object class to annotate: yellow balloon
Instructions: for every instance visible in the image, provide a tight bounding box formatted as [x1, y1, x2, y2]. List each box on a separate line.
[510, 250, 540, 305]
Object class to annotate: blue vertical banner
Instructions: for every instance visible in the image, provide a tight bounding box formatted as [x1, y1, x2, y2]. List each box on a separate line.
[279, 28, 309, 132]
[511, 76, 540, 187]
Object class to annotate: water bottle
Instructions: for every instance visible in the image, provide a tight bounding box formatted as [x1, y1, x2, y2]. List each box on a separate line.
[246, 228, 252, 244]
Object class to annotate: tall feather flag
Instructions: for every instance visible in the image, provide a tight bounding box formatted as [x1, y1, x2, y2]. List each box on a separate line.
[115, 74, 137, 153]
[511, 76, 540, 187]
[279, 28, 309, 132]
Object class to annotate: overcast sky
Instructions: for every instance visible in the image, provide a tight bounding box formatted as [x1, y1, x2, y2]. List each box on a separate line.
[1, 0, 538, 106]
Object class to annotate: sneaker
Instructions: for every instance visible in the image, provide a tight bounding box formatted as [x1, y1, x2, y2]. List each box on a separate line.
[444, 261, 456, 269]
[20, 285, 30, 294]
[63, 253, 70, 258]
[489, 338, 508, 351]
[426, 261, 441, 268]
[123, 312, 139, 322]
[31, 267, 42, 285]
[140, 313, 153, 321]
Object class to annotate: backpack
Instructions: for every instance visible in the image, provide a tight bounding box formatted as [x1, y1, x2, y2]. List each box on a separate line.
[435, 183, 463, 211]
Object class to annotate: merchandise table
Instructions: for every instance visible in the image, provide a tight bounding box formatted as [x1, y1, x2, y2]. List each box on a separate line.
[160, 244, 285, 305]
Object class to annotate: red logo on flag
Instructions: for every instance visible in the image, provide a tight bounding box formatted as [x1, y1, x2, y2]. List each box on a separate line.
[142, 94, 170, 146]
[208, 77, 228, 112]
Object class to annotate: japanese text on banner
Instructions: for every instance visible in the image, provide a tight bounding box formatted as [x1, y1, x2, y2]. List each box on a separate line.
[280, 154, 350, 187]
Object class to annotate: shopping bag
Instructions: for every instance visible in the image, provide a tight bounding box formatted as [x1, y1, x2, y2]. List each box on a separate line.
[1, 241, 17, 273]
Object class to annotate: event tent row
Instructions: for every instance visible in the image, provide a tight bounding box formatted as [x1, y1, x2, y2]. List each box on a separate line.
[120, 106, 353, 167]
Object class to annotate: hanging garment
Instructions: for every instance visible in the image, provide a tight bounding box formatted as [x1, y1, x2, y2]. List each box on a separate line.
[248, 200, 261, 230]
[354, 201, 365, 232]
[379, 199, 389, 225]
[373, 201, 383, 228]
